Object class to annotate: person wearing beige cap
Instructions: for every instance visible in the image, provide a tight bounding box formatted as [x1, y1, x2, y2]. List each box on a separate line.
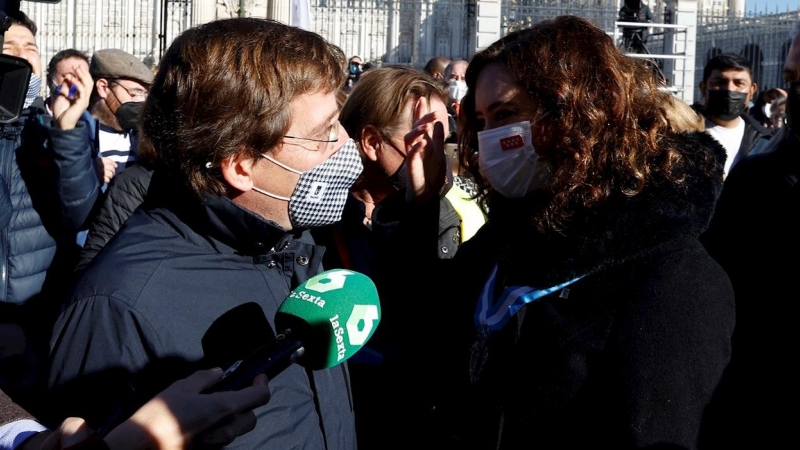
[71, 49, 154, 249]
[88, 48, 153, 183]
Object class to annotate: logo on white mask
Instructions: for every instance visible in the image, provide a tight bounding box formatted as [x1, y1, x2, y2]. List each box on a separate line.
[477, 120, 552, 198]
[448, 80, 468, 103]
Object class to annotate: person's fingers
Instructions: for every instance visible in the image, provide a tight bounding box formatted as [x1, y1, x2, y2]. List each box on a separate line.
[170, 367, 225, 393]
[199, 377, 271, 422]
[75, 65, 94, 92]
[252, 373, 268, 386]
[412, 97, 426, 123]
[432, 121, 445, 153]
[196, 412, 257, 447]
[56, 417, 95, 449]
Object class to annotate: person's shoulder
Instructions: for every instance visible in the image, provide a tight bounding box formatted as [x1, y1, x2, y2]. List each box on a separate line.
[741, 113, 772, 137]
[111, 163, 154, 191]
[730, 138, 797, 180]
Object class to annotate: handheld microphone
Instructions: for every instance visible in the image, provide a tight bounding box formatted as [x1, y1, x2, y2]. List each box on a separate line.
[203, 268, 381, 392]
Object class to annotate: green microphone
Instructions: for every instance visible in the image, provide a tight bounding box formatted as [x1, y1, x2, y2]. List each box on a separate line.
[205, 269, 381, 392]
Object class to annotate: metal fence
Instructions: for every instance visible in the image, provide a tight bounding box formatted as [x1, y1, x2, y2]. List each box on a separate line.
[21, 0, 193, 95]
[310, 0, 476, 66]
[17, 0, 800, 101]
[694, 9, 798, 100]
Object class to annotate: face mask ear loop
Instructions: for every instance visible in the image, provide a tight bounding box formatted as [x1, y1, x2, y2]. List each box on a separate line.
[261, 153, 304, 175]
[251, 186, 291, 202]
[379, 130, 408, 159]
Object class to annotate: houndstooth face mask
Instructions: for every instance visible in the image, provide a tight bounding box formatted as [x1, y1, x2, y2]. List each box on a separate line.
[253, 139, 363, 229]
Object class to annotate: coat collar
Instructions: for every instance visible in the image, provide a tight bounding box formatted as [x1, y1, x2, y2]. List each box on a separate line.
[145, 170, 300, 256]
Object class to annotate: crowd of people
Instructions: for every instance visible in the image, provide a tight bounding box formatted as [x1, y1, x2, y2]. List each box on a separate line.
[0, 6, 797, 450]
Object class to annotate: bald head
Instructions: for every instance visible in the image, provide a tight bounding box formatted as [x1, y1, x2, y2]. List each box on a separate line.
[424, 56, 451, 80]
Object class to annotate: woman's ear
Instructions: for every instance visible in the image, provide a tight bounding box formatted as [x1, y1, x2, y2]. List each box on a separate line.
[360, 125, 383, 163]
[220, 152, 256, 193]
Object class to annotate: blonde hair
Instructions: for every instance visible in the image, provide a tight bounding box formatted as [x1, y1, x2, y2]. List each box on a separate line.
[659, 92, 705, 133]
[340, 65, 448, 141]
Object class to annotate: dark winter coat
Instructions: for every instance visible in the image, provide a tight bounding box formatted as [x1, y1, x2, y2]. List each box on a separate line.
[370, 131, 735, 449]
[0, 102, 99, 308]
[700, 125, 800, 449]
[47, 172, 356, 450]
[75, 162, 153, 273]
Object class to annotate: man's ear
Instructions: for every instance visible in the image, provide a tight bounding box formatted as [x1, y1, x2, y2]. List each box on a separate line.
[360, 125, 383, 163]
[699, 81, 707, 100]
[220, 152, 256, 193]
[96, 78, 110, 100]
[748, 82, 758, 102]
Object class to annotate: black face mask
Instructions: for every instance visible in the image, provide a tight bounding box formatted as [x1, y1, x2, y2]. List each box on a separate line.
[115, 101, 144, 131]
[785, 81, 800, 130]
[705, 89, 749, 121]
[385, 143, 453, 195]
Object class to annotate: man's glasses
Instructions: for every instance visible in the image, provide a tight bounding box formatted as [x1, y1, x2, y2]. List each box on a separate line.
[111, 81, 148, 101]
[283, 123, 339, 152]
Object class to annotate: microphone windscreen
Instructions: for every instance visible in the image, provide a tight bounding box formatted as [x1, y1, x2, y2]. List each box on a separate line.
[276, 269, 381, 370]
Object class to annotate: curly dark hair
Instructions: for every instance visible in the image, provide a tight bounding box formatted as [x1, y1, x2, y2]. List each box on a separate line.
[458, 15, 715, 232]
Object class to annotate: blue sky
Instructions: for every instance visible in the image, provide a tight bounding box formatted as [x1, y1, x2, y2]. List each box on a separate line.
[747, 0, 800, 14]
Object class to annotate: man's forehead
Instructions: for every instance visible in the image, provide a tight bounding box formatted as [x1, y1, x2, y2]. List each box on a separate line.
[57, 57, 88, 71]
[4, 25, 36, 45]
[288, 90, 338, 132]
[709, 68, 751, 81]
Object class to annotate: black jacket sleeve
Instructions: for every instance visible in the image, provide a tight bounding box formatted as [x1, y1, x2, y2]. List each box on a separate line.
[76, 165, 152, 273]
[46, 120, 102, 232]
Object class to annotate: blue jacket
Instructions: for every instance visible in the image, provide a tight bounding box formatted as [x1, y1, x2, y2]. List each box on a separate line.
[0, 101, 100, 307]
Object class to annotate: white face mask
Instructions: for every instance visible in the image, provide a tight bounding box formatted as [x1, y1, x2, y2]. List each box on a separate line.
[448, 80, 468, 103]
[762, 102, 773, 119]
[477, 120, 552, 198]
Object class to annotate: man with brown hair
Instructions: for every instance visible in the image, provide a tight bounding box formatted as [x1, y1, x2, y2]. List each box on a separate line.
[87, 49, 153, 179]
[47, 18, 363, 450]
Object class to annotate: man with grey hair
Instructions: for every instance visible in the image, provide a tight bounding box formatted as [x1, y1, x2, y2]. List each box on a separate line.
[700, 18, 800, 449]
[443, 59, 467, 118]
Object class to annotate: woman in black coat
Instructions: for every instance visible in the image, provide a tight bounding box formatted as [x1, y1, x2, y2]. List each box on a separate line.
[373, 15, 734, 450]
